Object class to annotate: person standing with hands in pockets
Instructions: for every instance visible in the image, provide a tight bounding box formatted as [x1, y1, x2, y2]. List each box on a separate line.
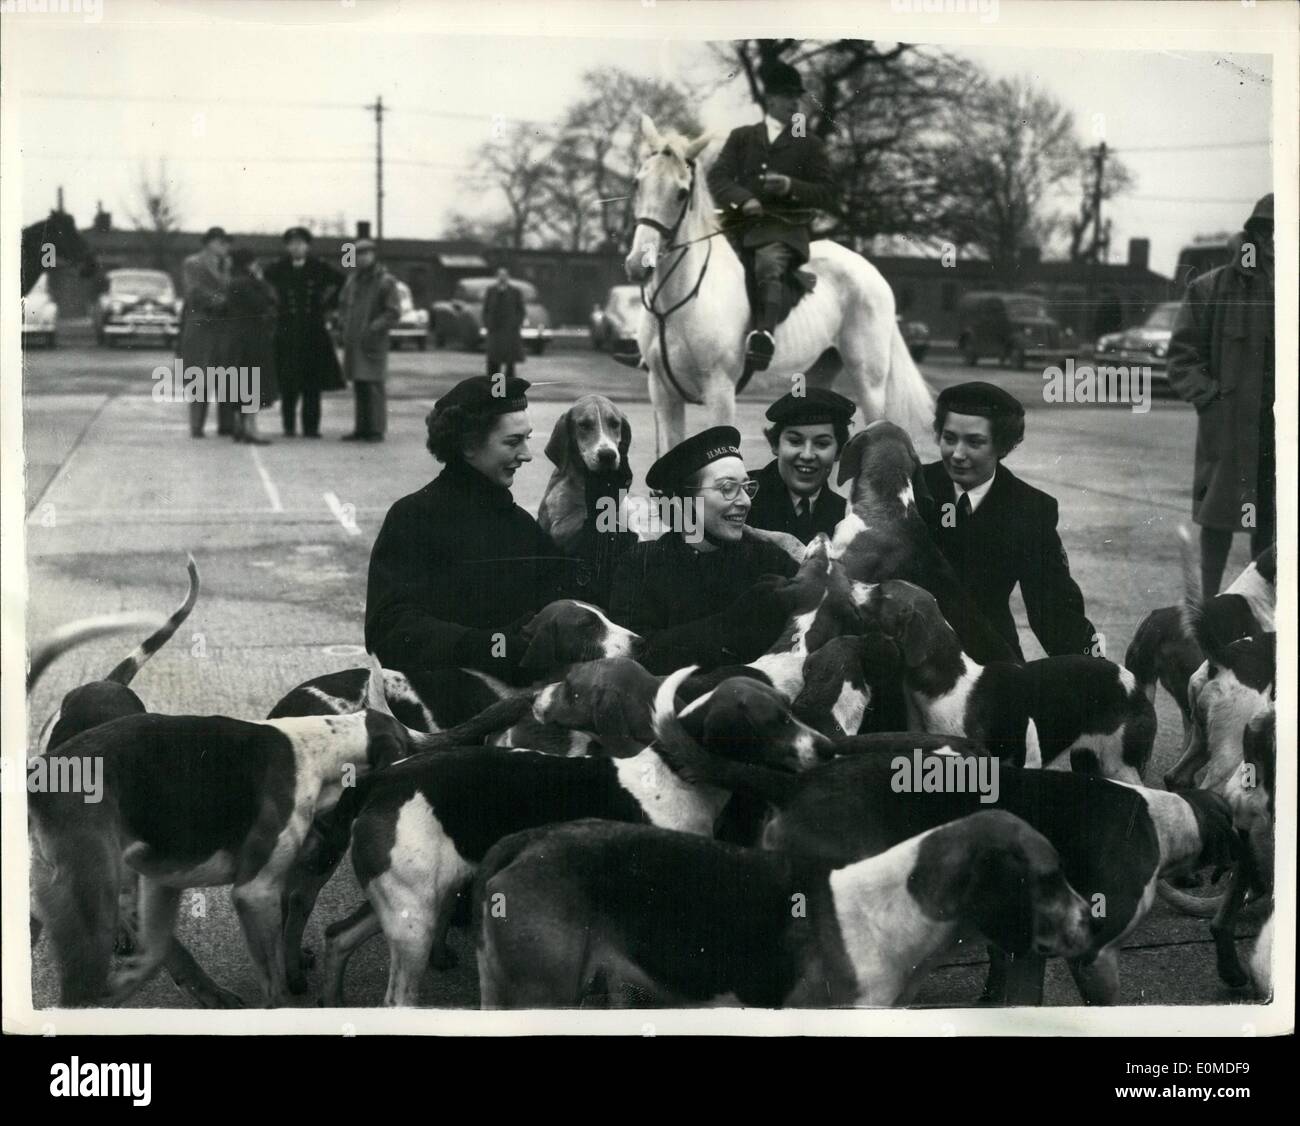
[337, 238, 401, 442]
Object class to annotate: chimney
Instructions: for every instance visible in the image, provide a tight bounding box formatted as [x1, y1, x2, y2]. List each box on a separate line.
[356, 220, 371, 239]
[93, 201, 112, 233]
[1127, 238, 1150, 271]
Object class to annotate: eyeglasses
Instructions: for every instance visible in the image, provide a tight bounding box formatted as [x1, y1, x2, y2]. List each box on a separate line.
[684, 479, 760, 502]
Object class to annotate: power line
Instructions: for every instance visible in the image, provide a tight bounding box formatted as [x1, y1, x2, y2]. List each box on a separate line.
[24, 151, 471, 171]
[1109, 139, 1271, 154]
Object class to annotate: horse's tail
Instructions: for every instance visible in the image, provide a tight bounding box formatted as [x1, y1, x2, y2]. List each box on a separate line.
[884, 322, 936, 439]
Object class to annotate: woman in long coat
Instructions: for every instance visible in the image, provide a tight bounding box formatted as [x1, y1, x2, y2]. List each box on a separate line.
[223, 248, 280, 444]
[263, 227, 345, 438]
[482, 268, 525, 377]
[1167, 193, 1274, 595]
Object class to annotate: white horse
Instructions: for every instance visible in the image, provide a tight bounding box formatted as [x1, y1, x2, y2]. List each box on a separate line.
[625, 116, 934, 456]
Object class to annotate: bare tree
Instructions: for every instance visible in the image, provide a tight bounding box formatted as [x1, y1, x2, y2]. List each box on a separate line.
[475, 123, 555, 249]
[125, 160, 184, 269]
[931, 77, 1080, 278]
[1066, 149, 1135, 263]
[557, 68, 703, 249]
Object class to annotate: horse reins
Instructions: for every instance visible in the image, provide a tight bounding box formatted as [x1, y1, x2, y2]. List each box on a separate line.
[634, 159, 717, 407]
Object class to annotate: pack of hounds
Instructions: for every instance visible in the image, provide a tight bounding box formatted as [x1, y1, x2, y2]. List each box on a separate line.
[27, 397, 1277, 1010]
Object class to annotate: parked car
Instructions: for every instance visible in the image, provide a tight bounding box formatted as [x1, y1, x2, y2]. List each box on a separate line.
[1093, 301, 1179, 381]
[592, 285, 642, 351]
[431, 277, 552, 355]
[956, 291, 1061, 368]
[22, 272, 59, 348]
[389, 280, 429, 350]
[897, 315, 930, 362]
[96, 268, 181, 347]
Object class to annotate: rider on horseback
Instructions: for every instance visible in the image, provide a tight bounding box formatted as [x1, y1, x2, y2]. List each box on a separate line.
[708, 59, 839, 372]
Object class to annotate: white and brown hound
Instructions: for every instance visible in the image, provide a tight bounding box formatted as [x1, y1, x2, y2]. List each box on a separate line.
[317, 671, 834, 1007]
[473, 811, 1091, 1008]
[859, 579, 1155, 782]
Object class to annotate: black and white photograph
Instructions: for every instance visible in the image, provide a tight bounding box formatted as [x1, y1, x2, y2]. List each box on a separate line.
[2, 0, 1294, 1052]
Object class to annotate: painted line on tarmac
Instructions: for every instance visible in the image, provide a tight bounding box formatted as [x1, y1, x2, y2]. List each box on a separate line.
[249, 446, 283, 512]
[324, 491, 362, 536]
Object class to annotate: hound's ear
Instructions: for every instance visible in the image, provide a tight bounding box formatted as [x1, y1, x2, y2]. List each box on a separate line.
[544, 412, 571, 470]
[858, 631, 903, 683]
[616, 414, 634, 489]
[908, 818, 983, 922]
[518, 617, 561, 675]
[837, 432, 870, 486]
[683, 132, 713, 161]
[701, 693, 760, 759]
[899, 605, 940, 669]
[365, 655, 392, 716]
[910, 454, 935, 517]
[593, 683, 654, 746]
[640, 114, 664, 151]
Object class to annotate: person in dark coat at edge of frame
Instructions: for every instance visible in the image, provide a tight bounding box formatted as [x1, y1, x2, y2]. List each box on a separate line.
[222, 247, 280, 445]
[921, 381, 1100, 663]
[337, 237, 402, 442]
[706, 58, 839, 372]
[608, 426, 802, 676]
[747, 387, 852, 545]
[1166, 192, 1275, 596]
[263, 226, 345, 438]
[180, 226, 235, 438]
[483, 267, 526, 378]
[365, 375, 584, 688]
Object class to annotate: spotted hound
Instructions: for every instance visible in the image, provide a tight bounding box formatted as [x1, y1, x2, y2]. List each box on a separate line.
[473, 811, 1091, 1008]
[830, 421, 1018, 665]
[317, 674, 834, 1006]
[859, 580, 1155, 782]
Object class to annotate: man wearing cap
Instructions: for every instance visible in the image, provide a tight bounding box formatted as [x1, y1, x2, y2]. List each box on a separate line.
[1168, 192, 1275, 595]
[337, 238, 402, 441]
[482, 267, 526, 379]
[263, 227, 345, 438]
[747, 388, 852, 544]
[609, 426, 800, 673]
[707, 58, 838, 372]
[180, 226, 234, 437]
[366, 374, 579, 689]
[922, 381, 1097, 661]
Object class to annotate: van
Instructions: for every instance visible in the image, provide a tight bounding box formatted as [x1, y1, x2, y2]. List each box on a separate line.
[956, 291, 1062, 368]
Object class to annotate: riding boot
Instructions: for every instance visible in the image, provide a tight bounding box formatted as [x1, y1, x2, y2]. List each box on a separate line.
[745, 280, 783, 371]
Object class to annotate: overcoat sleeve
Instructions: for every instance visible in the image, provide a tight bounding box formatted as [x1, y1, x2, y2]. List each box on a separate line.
[1020, 495, 1097, 657]
[783, 139, 839, 214]
[708, 128, 759, 211]
[1166, 280, 1220, 408]
[364, 498, 476, 671]
[183, 257, 225, 316]
[369, 275, 402, 334]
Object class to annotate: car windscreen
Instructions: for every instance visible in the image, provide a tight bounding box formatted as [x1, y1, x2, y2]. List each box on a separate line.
[1004, 298, 1049, 320]
[110, 274, 173, 299]
[1143, 304, 1180, 331]
[455, 278, 538, 302]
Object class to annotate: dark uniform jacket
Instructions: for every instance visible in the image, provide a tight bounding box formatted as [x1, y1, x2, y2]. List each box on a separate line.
[1166, 230, 1274, 531]
[706, 121, 838, 264]
[921, 461, 1095, 661]
[746, 460, 846, 545]
[365, 458, 578, 682]
[263, 256, 345, 394]
[609, 531, 798, 655]
[221, 273, 279, 408]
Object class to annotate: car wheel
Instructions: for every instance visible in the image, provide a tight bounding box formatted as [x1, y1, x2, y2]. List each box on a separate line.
[46, 332, 57, 348]
[416, 337, 427, 351]
[962, 348, 978, 366]
[532, 340, 546, 356]
[433, 332, 445, 349]
[1011, 347, 1026, 370]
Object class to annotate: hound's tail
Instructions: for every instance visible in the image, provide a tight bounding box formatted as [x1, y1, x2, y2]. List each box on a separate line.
[1124, 609, 1168, 704]
[884, 322, 936, 439]
[105, 554, 201, 685]
[27, 613, 166, 693]
[650, 666, 799, 805]
[1177, 525, 1204, 646]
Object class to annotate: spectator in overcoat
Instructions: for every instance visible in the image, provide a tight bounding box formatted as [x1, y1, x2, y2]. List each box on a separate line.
[180, 226, 233, 437]
[337, 238, 401, 442]
[482, 268, 525, 378]
[223, 248, 279, 445]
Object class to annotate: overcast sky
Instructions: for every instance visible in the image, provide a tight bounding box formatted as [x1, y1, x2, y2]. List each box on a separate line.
[7, 4, 1272, 278]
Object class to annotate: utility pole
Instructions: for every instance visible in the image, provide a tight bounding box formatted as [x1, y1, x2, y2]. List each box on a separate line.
[366, 95, 385, 242]
[1090, 141, 1107, 264]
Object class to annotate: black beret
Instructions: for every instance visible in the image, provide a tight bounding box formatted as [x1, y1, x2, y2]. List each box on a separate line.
[646, 426, 743, 494]
[283, 226, 313, 244]
[936, 381, 1024, 421]
[433, 374, 531, 418]
[202, 226, 228, 243]
[765, 388, 856, 429]
[759, 59, 805, 97]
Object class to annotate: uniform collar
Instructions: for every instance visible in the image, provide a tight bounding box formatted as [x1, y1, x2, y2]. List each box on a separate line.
[954, 467, 997, 514]
[437, 457, 516, 511]
[764, 114, 786, 144]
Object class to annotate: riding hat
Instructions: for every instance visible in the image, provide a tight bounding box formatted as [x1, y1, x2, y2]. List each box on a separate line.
[201, 226, 229, 244]
[759, 59, 805, 97]
[433, 374, 531, 418]
[765, 388, 856, 429]
[936, 381, 1025, 421]
[646, 425, 743, 495]
[283, 226, 314, 244]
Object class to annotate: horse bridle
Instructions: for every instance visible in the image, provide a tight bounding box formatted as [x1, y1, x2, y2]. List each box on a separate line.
[633, 158, 715, 406]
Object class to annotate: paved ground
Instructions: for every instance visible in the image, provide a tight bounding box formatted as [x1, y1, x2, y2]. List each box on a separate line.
[21, 329, 1264, 1012]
